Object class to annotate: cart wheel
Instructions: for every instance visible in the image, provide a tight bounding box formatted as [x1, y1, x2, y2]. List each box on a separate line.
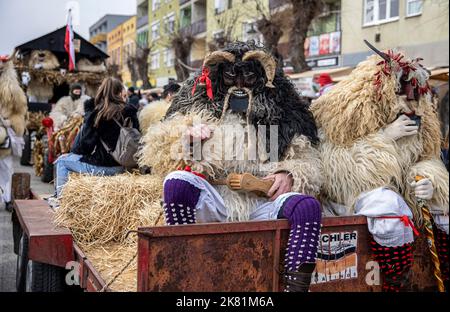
[20, 132, 32, 166]
[16, 233, 29, 292]
[41, 153, 54, 183]
[25, 260, 65, 292]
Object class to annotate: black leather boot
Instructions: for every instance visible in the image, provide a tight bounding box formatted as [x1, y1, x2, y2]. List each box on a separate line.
[284, 263, 316, 292]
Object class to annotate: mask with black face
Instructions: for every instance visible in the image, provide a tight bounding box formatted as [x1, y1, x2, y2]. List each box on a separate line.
[222, 60, 262, 114]
[70, 92, 81, 101]
[70, 84, 82, 101]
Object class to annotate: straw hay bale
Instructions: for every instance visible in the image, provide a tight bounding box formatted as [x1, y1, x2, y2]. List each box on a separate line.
[82, 242, 137, 292]
[54, 173, 165, 248]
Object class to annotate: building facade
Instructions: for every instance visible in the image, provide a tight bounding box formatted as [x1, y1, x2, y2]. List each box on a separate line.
[89, 14, 134, 53]
[148, 0, 180, 87]
[107, 23, 124, 71]
[206, 0, 267, 50]
[121, 16, 137, 86]
[341, 0, 449, 68]
[140, 0, 448, 86]
[180, 0, 208, 69]
[137, 0, 149, 48]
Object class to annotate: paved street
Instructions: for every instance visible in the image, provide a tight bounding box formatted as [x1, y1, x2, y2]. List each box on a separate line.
[0, 157, 53, 292]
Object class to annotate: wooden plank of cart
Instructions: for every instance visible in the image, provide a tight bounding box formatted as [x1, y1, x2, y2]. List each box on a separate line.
[10, 173, 438, 292]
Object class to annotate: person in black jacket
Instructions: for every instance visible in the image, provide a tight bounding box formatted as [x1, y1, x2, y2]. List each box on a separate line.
[127, 86, 140, 108]
[54, 77, 140, 199]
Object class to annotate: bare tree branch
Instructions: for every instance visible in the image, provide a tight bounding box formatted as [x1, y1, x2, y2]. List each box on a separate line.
[253, 0, 284, 67]
[161, 20, 195, 81]
[208, 9, 241, 52]
[287, 0, 324, 72]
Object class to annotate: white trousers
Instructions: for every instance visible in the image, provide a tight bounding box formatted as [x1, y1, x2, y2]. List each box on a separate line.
[0, 155, 13, 203]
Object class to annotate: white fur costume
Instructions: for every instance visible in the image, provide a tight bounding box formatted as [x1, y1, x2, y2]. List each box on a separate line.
[0, 59, 27, 203]
[311, 55, 449, 246]
[50, 95, 89, 130]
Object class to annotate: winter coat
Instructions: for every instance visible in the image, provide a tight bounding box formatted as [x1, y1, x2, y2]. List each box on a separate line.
[71, 98, 139, 167]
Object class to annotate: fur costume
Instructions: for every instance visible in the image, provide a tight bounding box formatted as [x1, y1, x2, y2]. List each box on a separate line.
[28, 50, 60, 70]
[0, 57, 27, 204]
[26, 80, 53, 103]
[50, 95, 89, 130]
[139, 42, 322, 221]
[77, 58, 106, 73]
[139, 41, 323, 292]
[311, 47, 449, 291]
[138, 100, 171, 135]
[0, 59, 27, 154]
[311, 54, 448, 222]
[26, 50, 59, 102]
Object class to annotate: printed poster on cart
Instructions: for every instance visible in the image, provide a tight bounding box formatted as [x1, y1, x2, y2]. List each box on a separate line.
[311, 230, 358, 284]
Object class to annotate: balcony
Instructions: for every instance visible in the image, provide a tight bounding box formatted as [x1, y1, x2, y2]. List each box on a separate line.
[90, 33, 107, 45]
[180, 18, 206, 36]
[137, 15, 149, 29]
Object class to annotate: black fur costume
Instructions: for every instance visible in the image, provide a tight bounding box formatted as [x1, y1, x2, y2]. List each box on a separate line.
[166, 41, 318, 159]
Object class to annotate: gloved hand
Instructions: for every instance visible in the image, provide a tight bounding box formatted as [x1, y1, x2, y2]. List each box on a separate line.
[382, 115, 418, 141]
[410, 178, 434, 200]
[186, 124, 213, 141]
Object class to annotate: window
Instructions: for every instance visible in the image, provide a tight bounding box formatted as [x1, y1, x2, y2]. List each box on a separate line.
[215, 0, 232, 14]
[164, 13, 176, 34]
[406, 0, 422, 17]
[151, 21, 160, 40]
[151, 51, 160, 70]
[152, 0, 161, 11]
[163, 48, 175, 67]
[363, 0, 399, 26]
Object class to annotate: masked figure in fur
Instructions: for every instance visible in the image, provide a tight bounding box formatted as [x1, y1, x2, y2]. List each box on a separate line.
[139, 41, 323, 292]
[311, 44, 449, 291]
[26, 50, 59, 102]
[0, 55, 27, 208]
[49, 83, 89, 131]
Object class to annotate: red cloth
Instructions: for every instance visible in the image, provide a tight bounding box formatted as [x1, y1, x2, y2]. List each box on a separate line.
[177, 165, 206, 180]
[318, 73, 333, 87]
[192, 67, 213, 100]
[64, 10, 76, 71]
[375, 215, 420, 237]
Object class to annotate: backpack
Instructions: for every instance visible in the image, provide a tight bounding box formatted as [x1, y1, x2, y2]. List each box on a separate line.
[100, 118, 141, 169]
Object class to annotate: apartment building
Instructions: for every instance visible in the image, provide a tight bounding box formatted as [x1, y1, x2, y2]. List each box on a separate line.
[89, 14, 134, 53]
[149, 0, 179, 87]
[341, 0, 449, 68]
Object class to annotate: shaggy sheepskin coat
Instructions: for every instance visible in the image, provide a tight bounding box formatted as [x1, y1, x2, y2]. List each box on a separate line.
[50, 95, 90, 130]
[138, 100, 171, 135]
[138, 81, 323, 222]
[311, 55, 449, 225]
[0, 60, 27, 158]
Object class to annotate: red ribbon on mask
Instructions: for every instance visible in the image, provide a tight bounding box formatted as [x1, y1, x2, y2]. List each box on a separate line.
[192, 66, 213, 100]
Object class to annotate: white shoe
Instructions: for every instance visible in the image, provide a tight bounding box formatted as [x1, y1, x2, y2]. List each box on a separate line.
[46, 195, 60, 210]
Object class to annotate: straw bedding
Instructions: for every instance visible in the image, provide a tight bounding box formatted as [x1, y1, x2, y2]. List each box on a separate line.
[54, 173, 166, 291]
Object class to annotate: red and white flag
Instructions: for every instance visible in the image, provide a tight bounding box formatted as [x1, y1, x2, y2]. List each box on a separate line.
[64, 9, 76, 71]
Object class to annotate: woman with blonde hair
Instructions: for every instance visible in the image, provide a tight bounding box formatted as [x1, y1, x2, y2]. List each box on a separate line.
[53, 77, 140, 201]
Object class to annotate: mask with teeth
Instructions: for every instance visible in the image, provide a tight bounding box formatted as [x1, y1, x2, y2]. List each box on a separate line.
[168, 41, 319, 158]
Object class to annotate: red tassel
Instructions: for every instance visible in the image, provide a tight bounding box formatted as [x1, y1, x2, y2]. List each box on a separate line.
[192, 66, 214, 100]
